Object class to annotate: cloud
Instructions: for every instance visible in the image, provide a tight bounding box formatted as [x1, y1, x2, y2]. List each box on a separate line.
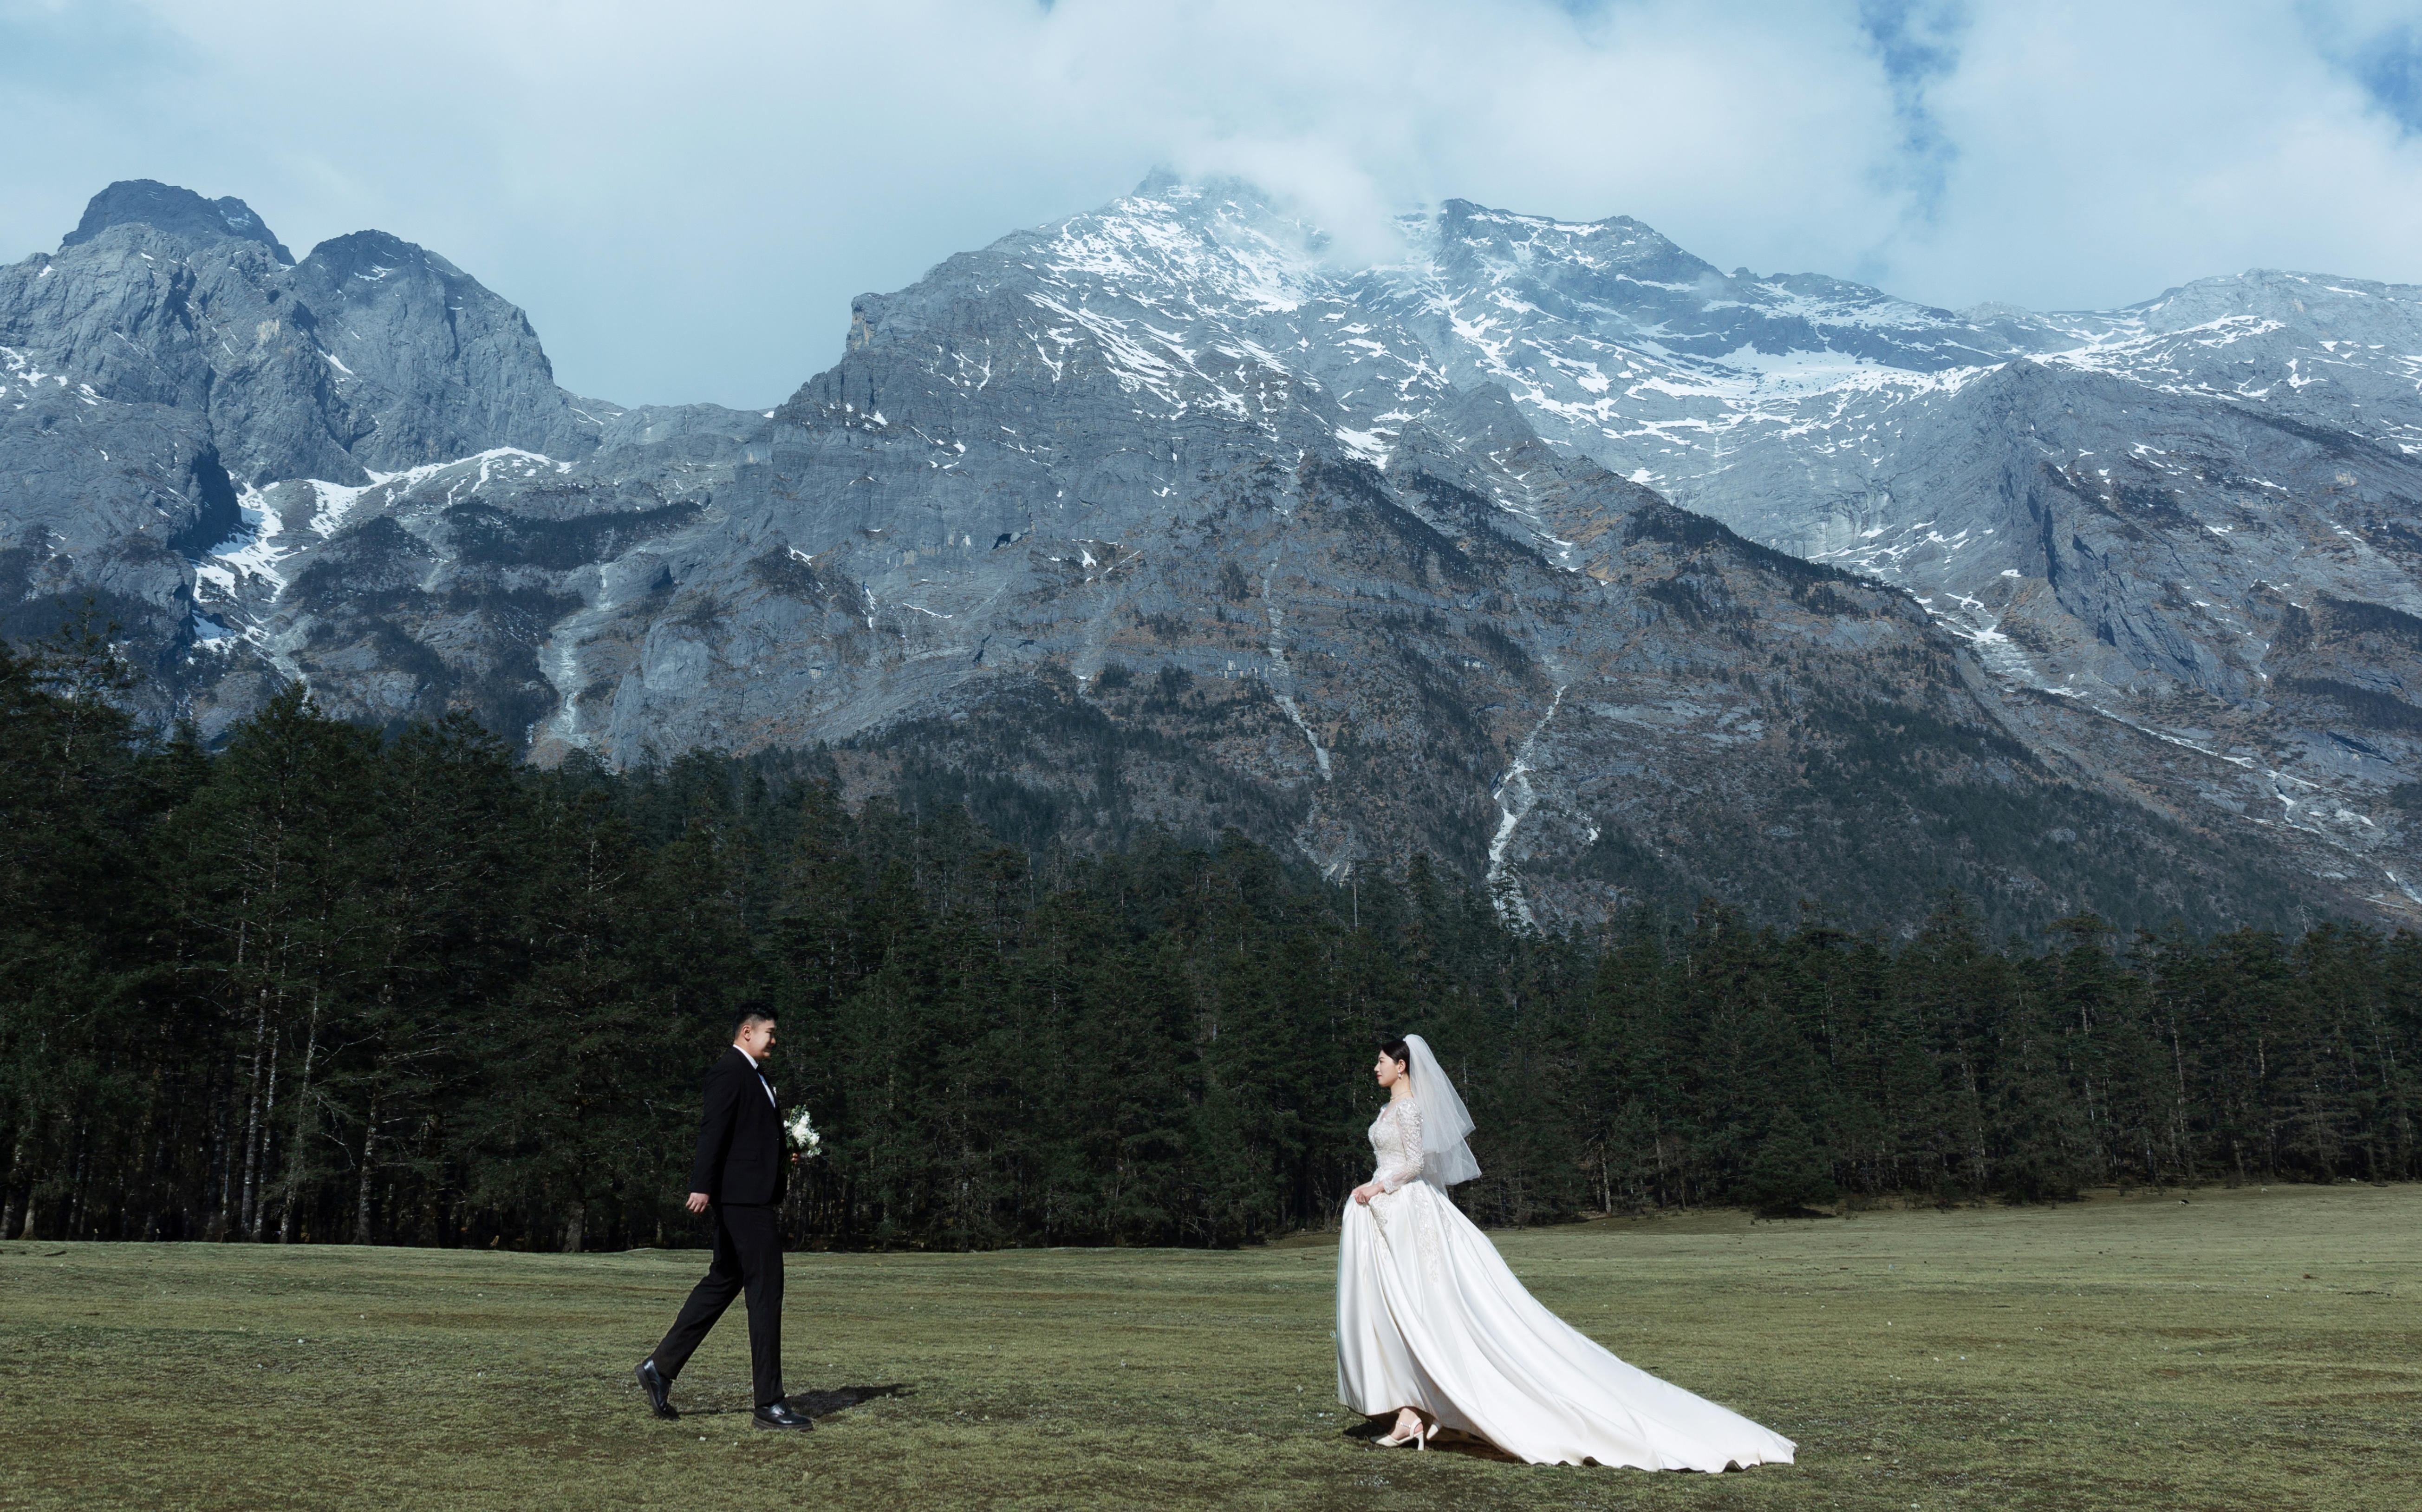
[1856, 0, 1971, 221]
[1913, 1, 2422, 311]
[1, 0, 2418, 406]
[2302, 0, 2422, 135]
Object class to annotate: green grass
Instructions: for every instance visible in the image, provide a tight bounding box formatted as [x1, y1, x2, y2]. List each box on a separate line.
[2, 1184, 2416, 1511]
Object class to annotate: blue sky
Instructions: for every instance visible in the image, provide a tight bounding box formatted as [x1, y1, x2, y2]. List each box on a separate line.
[5, 0, 2420, 408]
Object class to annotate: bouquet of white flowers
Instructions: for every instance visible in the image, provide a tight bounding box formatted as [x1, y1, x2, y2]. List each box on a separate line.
[783, 1106, 823, 1158]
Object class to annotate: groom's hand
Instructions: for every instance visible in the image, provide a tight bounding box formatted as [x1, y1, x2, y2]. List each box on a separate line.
[685, 1192, 710, 1214]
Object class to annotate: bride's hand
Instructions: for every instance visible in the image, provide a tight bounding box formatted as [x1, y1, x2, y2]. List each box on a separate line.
[1352, 1182, 1380, 1206]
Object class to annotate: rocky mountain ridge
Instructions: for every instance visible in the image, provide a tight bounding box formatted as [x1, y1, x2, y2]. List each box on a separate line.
[5, 177, 2414, 932]
[1344, 200, 2422, 916]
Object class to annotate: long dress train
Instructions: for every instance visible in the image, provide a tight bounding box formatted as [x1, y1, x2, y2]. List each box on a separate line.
[1335, 1097, 1795, 1470]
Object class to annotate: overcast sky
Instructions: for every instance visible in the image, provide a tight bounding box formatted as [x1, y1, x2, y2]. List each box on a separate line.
[5, 0, 2420, 408]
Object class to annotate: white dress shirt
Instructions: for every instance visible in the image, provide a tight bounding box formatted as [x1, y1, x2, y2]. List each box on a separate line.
[736, 1045, 776, 1109]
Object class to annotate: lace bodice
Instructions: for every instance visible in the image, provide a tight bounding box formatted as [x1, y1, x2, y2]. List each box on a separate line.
[1368, 1097, 1425, 1192]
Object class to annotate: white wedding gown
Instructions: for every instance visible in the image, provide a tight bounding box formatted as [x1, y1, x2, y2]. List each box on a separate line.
[1335, 1097, 1796, 1470]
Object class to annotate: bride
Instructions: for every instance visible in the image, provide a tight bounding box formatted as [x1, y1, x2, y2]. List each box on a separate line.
[1335, 1035, 1796, 1470]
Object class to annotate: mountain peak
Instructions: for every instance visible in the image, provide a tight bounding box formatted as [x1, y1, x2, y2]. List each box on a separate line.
[60, 180, 295, 265]
[299, 227, 459, 280]
[1430, 199, 1717, 282]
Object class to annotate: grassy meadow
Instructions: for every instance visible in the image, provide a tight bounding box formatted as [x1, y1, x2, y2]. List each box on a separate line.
[0, 1184, 2415, 1511]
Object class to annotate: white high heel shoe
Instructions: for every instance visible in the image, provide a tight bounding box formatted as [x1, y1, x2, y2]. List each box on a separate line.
[1376, 1414, 1434, 1448]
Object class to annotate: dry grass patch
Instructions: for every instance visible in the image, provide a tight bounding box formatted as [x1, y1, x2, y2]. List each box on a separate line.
[0, 1183, 2415, 1511]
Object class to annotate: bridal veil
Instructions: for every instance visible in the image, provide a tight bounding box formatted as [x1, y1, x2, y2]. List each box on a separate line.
[1398, 1034, 1480, 1186]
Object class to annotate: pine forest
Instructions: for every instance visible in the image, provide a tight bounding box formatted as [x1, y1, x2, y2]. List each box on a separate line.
[4, 627, 2418, 1253]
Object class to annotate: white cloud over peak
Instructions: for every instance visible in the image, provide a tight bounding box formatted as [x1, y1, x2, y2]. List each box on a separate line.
[0, 0, 2416, 406]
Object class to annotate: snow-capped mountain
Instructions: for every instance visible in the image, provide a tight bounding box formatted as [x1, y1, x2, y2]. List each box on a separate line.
[6, 176, 2417, 932]
[1343, 201, 2422, 910]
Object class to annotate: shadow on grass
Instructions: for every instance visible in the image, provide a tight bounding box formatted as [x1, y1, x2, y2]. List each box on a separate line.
[1340, 1415, 1521, 1463]
[676, 1383, 912, 1418]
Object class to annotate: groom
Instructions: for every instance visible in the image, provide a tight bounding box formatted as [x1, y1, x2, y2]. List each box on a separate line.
[634, 1007, 814, 1430]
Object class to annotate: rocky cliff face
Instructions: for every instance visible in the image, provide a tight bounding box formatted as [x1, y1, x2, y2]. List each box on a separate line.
[5, 178, 2411, 932]
[0, 183, 751, 662]
[1339, 204, 2422, 916]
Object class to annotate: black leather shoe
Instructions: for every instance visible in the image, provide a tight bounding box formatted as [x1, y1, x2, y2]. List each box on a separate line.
[753, 1401, 815, 1430]
[635, 1359, 677, 1420]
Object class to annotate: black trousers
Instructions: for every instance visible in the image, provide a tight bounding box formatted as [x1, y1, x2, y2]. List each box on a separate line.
[650, 1201, 785, 1406]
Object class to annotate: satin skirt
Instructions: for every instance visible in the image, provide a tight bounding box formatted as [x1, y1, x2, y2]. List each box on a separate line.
[1335, 1179, 1795, 1471]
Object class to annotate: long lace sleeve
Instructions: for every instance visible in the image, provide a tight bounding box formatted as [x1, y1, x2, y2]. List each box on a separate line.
[1377, 1100, 1425, 1192]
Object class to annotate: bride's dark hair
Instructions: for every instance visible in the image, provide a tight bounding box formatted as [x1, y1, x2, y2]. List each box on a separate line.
[1380, 1037, 1412, 1070]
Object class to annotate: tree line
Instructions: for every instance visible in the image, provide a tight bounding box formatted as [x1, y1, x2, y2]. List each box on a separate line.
[3, 627, 2417, 1251]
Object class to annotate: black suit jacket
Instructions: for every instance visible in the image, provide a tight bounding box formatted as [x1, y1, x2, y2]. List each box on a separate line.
[687, 1046, 787, 1206]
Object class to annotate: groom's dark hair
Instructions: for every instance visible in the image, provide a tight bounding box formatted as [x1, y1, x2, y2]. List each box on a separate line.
[733, 1002, 777, 1035]
[1380, 1036, 1411, 1069]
